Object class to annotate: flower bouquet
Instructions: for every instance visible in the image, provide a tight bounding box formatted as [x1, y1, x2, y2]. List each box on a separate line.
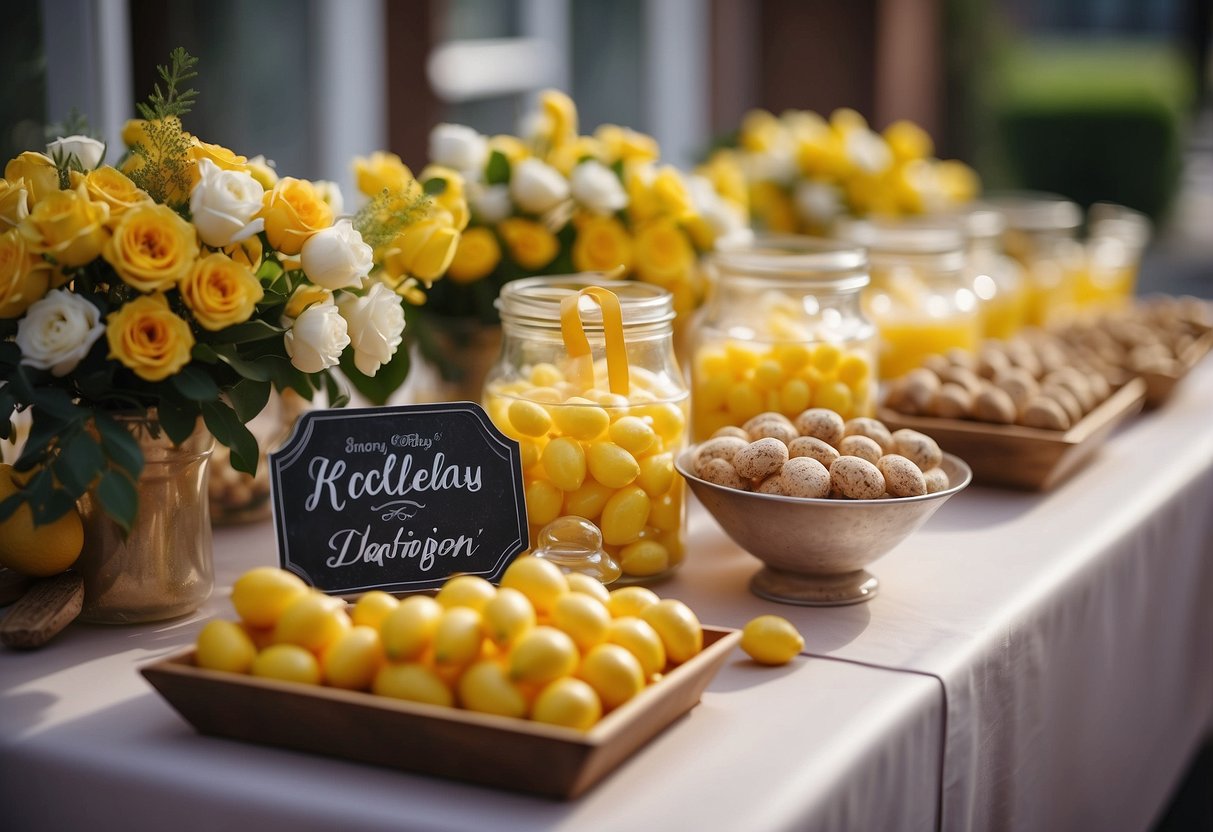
[711, 108, 980, 235]
[0, 49, 455, 549]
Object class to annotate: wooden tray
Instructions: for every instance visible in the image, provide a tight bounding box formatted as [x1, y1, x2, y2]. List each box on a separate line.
[1141, 327, 1213, 410]
[878, 377, 1146, 491]
[141, 626, 741, 799]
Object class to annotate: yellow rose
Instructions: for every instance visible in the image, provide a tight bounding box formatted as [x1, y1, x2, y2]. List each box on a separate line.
[652, 166, 694, 218]
[498, 218, 559, 271]
[103, 202, 200, 292]
[224, 235, 264, 270]
[260, 177, 334, 256]
[683, 214, 717, 252]
[539, 90, 578, 151]
[0, 229, 51, 318]
[19, 183, 110, 268]
[572, 216, 632, 273]
[796, 132, 848, 181]
[419, 165, 470, 231]
[446, 226, 501, 284]
[179, 252, 264, 331]
[548, 136, 607, 176]
[594, 125, 659, 164]
[283, 283, 333, 321]
[883, 120, 933, 163]
[189, 139, 249, 187]
[633, 218, 694, 289]
[105, 292, 195, 381]
[0, 178, 31, 229]
[72, 166, 152, 219]
[381, 218, 459, 285]
[739, 110, 783, 153]
[936, 160, 980, 205]
[697, 151, 748, 210]
[488, 135, 530, 165]
[749, 181, 798, 234]
[245, 155, 279, 190]
[4, 152, 60, 204]
[353, 151, 417, 198]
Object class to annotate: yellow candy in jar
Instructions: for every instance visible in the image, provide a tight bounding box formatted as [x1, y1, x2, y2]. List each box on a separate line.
[608, 417, 656, 455]
[563, 479, 615, 519]
[636, 453, 674, 497]
[542, 437, 586, 492]
[618, 540, 670, 577]
[530, 363, 564, 387]
[600, 486, 651, 546]
[525, 480, 564, 526]
[587, 442, 640, 489]
[552, 398, 610, 440]
[508, 400, 553, 437]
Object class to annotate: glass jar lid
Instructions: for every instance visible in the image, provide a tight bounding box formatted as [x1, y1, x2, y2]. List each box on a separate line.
[834, 217, 967, 273]
[710, 235, 869, 292]
[497, 276, 675, 329]
[984, 191, 1082, 233]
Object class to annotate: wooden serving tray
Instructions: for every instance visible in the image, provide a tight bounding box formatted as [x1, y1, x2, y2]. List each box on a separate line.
[142, 626, 740, 799]
[1141, 327, 1213, 410]
[878, 377, 1146, 491]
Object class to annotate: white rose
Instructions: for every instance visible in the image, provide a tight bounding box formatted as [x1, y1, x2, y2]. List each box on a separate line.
[284, 302, 349, 373]
[845, 129, 892, 175]
[429, 123, 489, 174]
[301, 219, 373, 290]
[687, 175, 751, 247]
[468, 183, 512, 224]
[337, 282, 405, 376]
[313, 180, 344, 216]
[743, 145, 797, 185]
[189, 158, 265, 247]
[510, 158, 569, 215]
[16, 288, 105, 376]
[47, 135, 105, 170]
[570, 160, 627, 216]
[794, 180, 844, 225]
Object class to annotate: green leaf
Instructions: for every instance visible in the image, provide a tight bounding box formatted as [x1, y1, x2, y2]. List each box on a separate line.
[95, 413, 145, 480]
[0, 492, 24, 523]
[32, 387, 80, 422]
[157, 394, 201, 445]
[207, 319, 285, 344]
[322, 370, 350, 409]
[256, 258, 284, 283]
[339, 344, 410, 406]
[97, 469, 138, 533]
[33, 489, 77, 525]
[53, 432, 105, 499]
[202, 400, 259, 475]
[423, 177, 447, 196]
[227, 378, 272, 422]
[170, 365, 221, 401]
[485, 150, 510, 185]
[210, 343, 271, 382]
[264, 356, 314, 398]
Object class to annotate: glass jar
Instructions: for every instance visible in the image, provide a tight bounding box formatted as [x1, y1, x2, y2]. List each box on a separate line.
[692, 237, 876, 440]
[1079, 202, 1150, 313]
[836, 219, 980, 380]
[987, 192, 1085, 326]
[484, 277, 688, 584]
[961, 206, 1028, 339]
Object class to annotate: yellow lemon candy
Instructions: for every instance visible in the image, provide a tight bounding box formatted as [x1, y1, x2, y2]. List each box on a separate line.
[648, 492, 683, 533]
[552, 399, 611, 440]
[605, 616, 666, 679]
[431, 607, 484, 668]
[641, 403, 686, 442]
[195, 619, 257, 674]
[231, 566, 310, 629]
[607, 585, 660, 618]
[551, 592, 611, 652]
[780, 377, 812, 414]
[753, 359, 784, 390]
[530, 362, 564, 386]
[725, 342, 760, 375]
[696, 347, 728, 376]
[532, 677, 602, 731]
[600, 486, 651, 546]
[565, 572, 611, 605]
[435, 574, 497, 612]
[500, 556, 569, 616]
[578, 643, 645, 710]
[272, 593, 351, 653]
[618, 540, 670, 577]
[837, 353, 870, 386]
[636, 452, 675, 497]
[525, 479, 564, 526]
[380, 595, 443, 661]
[322, 625, 384, 690]
[482, 586, 537, 647]
[518, 438, 545, 470]
[641, 599, 702, 664]
[509, 625, 579, 686]
[726, 383, 764, 423]
[251, 644, 321, 685]
[351, 591, 399, 629]
[814, 379, 854, 414]
[541, 437, 586, 492]
[811, 342, 842, 374]
[608, 416, 656, 455]
[775, 343, 812, 371]
[458, 660, 528, 718]
[696, 374, 731, 412]
[507, 399, 553, 437]
[373, 662, 453, 707]
[563, 479, 615, 519]
[740, 615, 805, 666]
[587, 442, 640, 489]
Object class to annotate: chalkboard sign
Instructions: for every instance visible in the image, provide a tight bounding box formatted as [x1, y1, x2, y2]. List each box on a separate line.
[268, 402, 529, 595]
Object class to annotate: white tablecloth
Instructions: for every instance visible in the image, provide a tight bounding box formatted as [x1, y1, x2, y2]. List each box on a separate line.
[3, 362, 1212, 832]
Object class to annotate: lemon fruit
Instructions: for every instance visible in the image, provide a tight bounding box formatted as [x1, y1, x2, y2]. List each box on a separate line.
[565, 572, 611, 605]
[578, 643, 645, 710]
[431, 607, 484, 668]
[195, 620, 257, 674]
[508, 625, 578, 687]
[322, 625, 385, 690]
[380, 595, 442, 661]
[740, 615, 804, 666]
[231, 567, 310, 629]
[272, 592, 352, 653]
[351, 590, 399, 629]
[606, 585, 659, 619]
[0, 463, 83, 577]
[605, 616, 666, 679]
[640, 599, 702, 664]
[532, 677, 602, 730]
[373, 662, 453, 707]
[500, 556, 568, 616]
[482, 587, 536, 648]
[458, 660, 528, 718]
[551, 592, 611, 653]
[251, 644, 321, 684]
[435, 574, 497, 612]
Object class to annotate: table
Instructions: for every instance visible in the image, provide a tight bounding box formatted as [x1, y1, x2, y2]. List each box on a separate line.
[3, 361, 1212, 832]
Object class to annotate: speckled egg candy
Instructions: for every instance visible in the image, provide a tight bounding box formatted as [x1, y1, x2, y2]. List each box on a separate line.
[699, 458, 747, 490]
[787, 436, 840, 469]
[829, 456, 885, 500]
[837, 434, 882, 464]
[891, 429, 942, 472]
[842, 417, 894, 454]
[734, 438, 790, 481]
[792, 408, 845, 447]
[748, 419, 798, 445]
[711, 426, 750, 440]
[693, 436, 748, 475]
[876, 454, 927, 497]
[780, 457, 831, 498]
[923, 467, 951, 493]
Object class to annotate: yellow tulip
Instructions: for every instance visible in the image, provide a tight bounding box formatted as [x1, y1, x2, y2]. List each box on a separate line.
[446, 226, 501, 284]
[419, 165, 471, 231]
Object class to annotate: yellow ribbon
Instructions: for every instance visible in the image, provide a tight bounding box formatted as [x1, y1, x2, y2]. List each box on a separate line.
[559, 286, 630, 397]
